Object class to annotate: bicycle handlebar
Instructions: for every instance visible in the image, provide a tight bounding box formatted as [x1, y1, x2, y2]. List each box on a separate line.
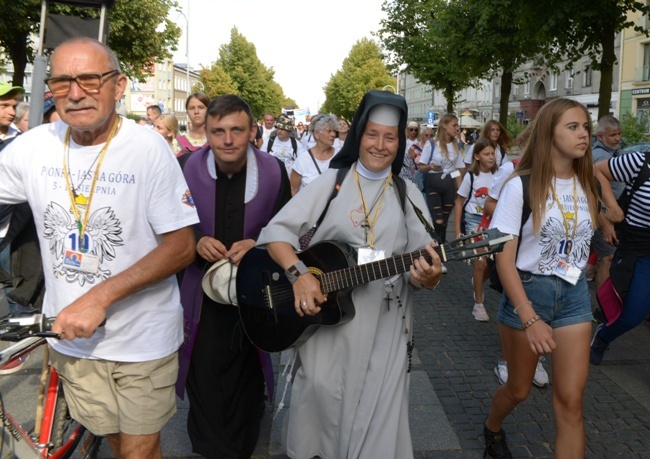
[0, 312, 60, 341]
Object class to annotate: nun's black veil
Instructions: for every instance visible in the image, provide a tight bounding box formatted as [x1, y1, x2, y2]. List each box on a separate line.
[329, 90, 408, 176]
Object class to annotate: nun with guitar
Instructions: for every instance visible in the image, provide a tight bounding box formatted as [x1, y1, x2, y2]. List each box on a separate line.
[256, 90, 442, 459]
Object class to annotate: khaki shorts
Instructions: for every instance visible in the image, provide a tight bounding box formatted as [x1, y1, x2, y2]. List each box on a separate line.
[49, 348, 178, 436]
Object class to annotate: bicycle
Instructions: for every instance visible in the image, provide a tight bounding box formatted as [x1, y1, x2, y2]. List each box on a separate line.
[0, 312, 102, 458]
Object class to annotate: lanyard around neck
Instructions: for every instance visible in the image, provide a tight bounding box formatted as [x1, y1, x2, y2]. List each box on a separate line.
[550, 175, 578, 252]
[62, 117, 121, 252]
[354, 167, 392, 249]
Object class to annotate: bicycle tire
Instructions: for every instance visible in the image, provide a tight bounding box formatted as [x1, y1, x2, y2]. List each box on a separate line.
[51, 389, 101, 459]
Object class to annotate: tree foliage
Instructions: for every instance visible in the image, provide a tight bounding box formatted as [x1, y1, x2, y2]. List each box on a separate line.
[214, 27, 285, 118]
[621, 112, 650, 144]
[378, 0, 482, 113]
[445, 0, 556, 126]
[527, 0, 650, 119]
[320, 38, 394, 120]
[199, 63, 238, 99]
[0, 0, 182, 86]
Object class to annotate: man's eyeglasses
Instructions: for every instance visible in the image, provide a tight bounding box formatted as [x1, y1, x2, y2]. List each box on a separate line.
[45, 70, 120, 95]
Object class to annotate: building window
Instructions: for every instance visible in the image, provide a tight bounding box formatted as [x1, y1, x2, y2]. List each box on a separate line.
[550, 73, 558, 91]
[643, 43, 650, 81]
[513, 84, 518, 95]
[524, 81, 530, 95]
[583, 65, 592, 87]
[565, 70, 574, 89]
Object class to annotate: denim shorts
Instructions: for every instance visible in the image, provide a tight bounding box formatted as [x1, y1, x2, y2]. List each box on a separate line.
[463, 213, 482, 234]
[497, 270, 593, 329]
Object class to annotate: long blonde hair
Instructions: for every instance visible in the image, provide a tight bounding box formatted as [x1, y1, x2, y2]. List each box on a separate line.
[435, 114, 460, 159]
[512, 98, 599, 234]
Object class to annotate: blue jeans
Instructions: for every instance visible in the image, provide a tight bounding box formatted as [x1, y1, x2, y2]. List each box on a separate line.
[0, 239, 18, 313]
[600, 255, 650, 343]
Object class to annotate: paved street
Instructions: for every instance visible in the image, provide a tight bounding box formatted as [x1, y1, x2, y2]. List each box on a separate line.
[2, 247, 650, 458]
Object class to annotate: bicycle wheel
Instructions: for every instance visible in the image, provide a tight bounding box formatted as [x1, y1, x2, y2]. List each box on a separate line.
[51, 389, 101, 459]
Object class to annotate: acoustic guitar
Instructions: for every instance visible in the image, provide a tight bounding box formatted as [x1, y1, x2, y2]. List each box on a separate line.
[236, 228, 512, 352]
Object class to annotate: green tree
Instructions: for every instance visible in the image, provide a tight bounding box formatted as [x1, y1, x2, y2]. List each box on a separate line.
[378, 0, 482, 114]
[449, 0, 557, 127]
[217, 27, 283, 118]
[620, 112, 650, 144]
[0, 0, 182, 86]
[527, 0, 650, 120]
[321, 38, 394, 120]
[199, 63, 238, 99]
[282, 97, 298, 109]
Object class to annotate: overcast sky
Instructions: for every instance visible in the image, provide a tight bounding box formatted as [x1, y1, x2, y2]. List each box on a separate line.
[171, 0, 388, 115]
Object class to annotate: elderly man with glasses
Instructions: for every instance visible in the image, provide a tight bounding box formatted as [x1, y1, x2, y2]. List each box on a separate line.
[0, 37, 199, 459]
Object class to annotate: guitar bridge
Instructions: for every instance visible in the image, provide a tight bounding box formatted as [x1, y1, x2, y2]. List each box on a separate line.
[264, 284, 273, 310]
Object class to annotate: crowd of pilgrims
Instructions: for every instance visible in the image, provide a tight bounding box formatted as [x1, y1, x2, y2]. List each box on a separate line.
[6, 77, 648, 459]
[143, 92, 645, 459]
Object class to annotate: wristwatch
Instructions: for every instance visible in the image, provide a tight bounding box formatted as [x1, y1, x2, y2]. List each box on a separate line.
[285, 261, 309, 285]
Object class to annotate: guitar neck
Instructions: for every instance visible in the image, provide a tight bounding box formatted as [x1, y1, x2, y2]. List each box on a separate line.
[319, 246, 443, 294]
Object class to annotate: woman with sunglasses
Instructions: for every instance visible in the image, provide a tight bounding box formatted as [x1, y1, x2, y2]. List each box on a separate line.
[400, 121, 421, 181]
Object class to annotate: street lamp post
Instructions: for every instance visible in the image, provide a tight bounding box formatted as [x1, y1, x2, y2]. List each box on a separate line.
[177, 10, 190, 97]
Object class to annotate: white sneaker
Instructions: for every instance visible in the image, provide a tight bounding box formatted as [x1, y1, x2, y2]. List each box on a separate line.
[472, 303, 489, 322]
[441, 264, 448, 274]
[533, 357, 549, 387]
[494, 360, 508, 384]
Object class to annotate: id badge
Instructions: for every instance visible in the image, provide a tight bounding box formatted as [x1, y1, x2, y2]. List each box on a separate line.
[553, 259, 580, 285]
[358, 247, 385, 265]
[63, 250, 100, 274]
[450, 170, 461, 179]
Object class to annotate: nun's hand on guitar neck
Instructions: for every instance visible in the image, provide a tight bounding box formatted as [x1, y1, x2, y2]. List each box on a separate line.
[409, 241, 442, 290]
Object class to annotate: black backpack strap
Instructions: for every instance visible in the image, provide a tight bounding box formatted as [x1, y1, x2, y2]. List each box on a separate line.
[308, 149, 322, 175]
[267, 133, 276, 152]
[461, 172, 474, 219]
[291, 137, 298, 157]
[517, 174, 532, 256]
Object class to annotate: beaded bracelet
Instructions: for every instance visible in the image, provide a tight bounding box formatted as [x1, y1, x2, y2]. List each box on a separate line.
[523, 314, 542, 329]
[514, 300, 532, 315]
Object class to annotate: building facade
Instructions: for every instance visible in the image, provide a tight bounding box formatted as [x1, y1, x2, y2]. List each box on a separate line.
[401, 39, 622, 126]
[619, 8, 650, 118]
[122, 59, 201, 124]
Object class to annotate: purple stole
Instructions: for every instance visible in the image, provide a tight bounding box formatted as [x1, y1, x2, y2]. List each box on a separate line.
[176, 145, 281, 400]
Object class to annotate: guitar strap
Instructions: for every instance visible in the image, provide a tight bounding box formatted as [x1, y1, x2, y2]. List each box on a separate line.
[405, 194, 441, 244]
[304, 165, 440, 245]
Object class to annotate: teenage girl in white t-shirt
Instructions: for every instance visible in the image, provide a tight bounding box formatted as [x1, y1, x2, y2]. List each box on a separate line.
[483, 98, 601, 459]
[453, 137, 496, 323]
[463, 120, 513, 170]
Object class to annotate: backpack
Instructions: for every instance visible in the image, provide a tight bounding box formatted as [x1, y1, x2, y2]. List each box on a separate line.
[487, 174, 531, 293]
[267, 133, 298, 158]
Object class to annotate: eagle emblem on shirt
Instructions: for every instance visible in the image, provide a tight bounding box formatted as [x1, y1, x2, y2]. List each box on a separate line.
[43, 202, 124, 285]
[538, 213, 592, 273]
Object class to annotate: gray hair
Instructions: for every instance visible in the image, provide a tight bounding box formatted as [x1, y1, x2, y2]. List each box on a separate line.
[596, 115, 620, 135]
[54, 37, 121, 73]
[15, 102, 29, 121]
[311, 114, 339, 134]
